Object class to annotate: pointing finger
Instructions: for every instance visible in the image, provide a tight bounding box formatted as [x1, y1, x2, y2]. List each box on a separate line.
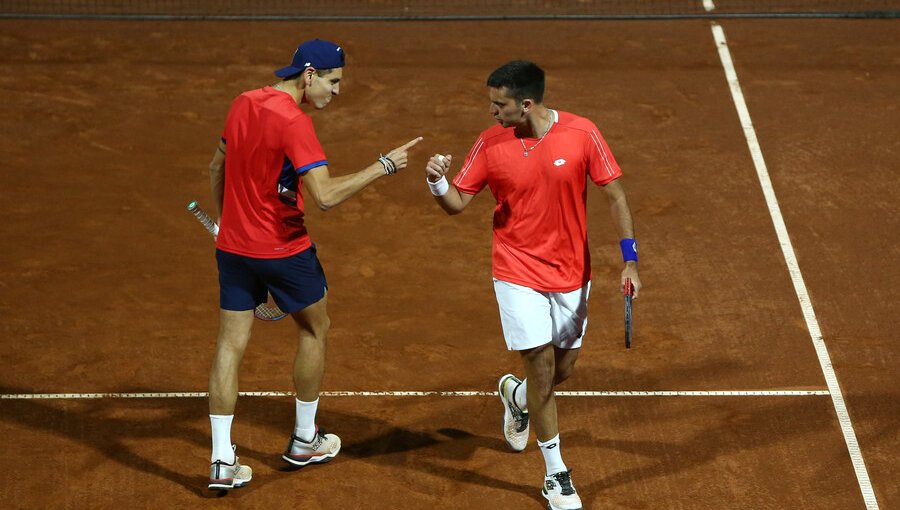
[399, 136, 424, 150]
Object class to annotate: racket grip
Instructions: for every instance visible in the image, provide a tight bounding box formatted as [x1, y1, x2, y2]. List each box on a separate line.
[187, 201, 219, 237]
[623, 277, 634, 296]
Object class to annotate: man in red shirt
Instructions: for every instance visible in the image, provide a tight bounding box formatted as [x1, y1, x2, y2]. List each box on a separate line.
[206, 38, 421, 491]
[424, 60, 641, 510]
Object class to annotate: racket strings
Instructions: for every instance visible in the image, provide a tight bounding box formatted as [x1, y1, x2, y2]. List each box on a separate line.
[255, 303, 287, 321]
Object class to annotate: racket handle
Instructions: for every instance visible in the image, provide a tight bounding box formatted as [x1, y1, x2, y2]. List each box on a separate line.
[187, 201, 219, 237]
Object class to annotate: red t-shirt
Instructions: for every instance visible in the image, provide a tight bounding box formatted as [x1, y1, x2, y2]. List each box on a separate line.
[217, 86, 327, 258]
[453, 110, 622, 292]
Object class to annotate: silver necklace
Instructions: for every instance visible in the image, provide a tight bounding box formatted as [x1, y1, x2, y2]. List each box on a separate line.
[518, 116, 554, 157]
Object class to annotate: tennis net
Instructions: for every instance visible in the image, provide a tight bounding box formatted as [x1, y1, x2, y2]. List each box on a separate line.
[1, 0, 897, 19]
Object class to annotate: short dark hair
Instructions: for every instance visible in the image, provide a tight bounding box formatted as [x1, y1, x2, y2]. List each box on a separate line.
[487, 60, 545, 104]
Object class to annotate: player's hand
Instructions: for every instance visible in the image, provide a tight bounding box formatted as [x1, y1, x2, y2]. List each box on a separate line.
[426, 154, 452, 183]
[384, 137, 423, 172]
[622, 264, 641, 299]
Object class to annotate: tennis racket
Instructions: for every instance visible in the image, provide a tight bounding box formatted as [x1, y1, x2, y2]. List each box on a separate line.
[187, 201, 288, 321]
[624, 277, 634, 349]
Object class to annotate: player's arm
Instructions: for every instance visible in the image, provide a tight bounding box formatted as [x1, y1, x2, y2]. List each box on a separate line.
[425, 154, 476, 215]
[603, 178, 642, 298]
[301, 137, 422, 211]
[209, 140, 226, 219]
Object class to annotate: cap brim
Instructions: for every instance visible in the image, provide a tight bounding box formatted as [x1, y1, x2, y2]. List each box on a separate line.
[274, 65, 302, 78]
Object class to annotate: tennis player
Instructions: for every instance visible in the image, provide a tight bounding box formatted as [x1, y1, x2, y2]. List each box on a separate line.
[424, 60, 641, 510]
[206, 38, 422, 490]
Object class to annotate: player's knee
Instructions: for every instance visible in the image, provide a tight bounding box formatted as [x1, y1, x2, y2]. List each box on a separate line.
[293, 303, 331, 339]
[554, 360, 576, 384]
[316, 314, 331, 339]
[304, 313, 330, 342]
[216, 330, 251, 353]
[521, 346, 556, 394]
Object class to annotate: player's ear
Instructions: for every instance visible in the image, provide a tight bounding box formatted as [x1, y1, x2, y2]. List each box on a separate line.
[521, 99, 534, 113]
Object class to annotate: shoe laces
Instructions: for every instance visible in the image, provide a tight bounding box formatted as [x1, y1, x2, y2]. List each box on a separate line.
[513, 409, 529, 432]
[551, 471, 576, 496]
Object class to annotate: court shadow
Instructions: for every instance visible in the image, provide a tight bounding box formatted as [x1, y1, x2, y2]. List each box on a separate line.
[342, 411, 538, 498]
[347, 422, 536, 499]
[239, 394, 538, 498]
[0, 390, 224, 497]
[420, 427, 541, 503]
[0, 389, 479, 497]
[0, 387, 526, 498]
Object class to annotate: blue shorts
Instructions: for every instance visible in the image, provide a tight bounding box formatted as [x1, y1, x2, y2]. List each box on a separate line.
[216, 244, 328, 314]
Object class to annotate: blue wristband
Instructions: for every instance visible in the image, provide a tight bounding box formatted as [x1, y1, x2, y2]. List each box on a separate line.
[620, 238, 638, 262]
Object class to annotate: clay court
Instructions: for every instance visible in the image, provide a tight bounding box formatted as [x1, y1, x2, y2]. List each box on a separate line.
[0, 2, 898, 509]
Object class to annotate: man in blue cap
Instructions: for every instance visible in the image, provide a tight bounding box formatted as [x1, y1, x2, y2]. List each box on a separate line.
[205, 38, 422, 491]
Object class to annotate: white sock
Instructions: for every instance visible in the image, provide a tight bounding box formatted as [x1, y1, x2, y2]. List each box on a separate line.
[294, 397, 319, 442]
[210, 414, 235, 464]
[537, 434, 567, 476]
[513, 378, 528, 412]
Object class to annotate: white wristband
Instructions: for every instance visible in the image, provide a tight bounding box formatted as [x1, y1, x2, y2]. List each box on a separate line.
[427, 176, 450, 197]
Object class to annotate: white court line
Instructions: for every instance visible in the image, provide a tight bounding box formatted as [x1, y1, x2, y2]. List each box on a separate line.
[710, 23, 879, 510]
[0, 390, 829, 400]
[703, 0, 716, 12]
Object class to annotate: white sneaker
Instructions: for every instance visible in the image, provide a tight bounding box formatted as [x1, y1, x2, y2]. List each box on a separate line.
[282, 427, 341, 466]
[543, 470, 583, 510]
[208, 445, 252, 490]
[498, 374, 529, 452]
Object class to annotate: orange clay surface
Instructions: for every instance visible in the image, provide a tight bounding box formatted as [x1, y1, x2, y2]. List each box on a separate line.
[0, 18, 897, 510]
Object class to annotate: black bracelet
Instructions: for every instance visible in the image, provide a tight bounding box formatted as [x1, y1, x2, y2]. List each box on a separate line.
[378, 154, 397, 175]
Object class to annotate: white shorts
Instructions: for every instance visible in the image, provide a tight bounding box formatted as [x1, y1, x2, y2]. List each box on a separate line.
[493, 278, 591, 351]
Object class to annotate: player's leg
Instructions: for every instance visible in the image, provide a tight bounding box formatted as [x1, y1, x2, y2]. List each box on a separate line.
[290, 295, 331, 446]
[208, 309, 255, 490]
[493, 278, 581, 508]
[264, 245, 340, 466]
[283, 293, 341, 465]
[494, 279, 552, 452]
[208, 250, 262, 490]
[208, 309, 254, 457]
[209, 310, 255, 415]
[291, 295, 330, 401]
[537, 281, 591, 510]
[522, 340, 581, 510]
[520, 343, 559, 442]
[553, 346, 581, 385]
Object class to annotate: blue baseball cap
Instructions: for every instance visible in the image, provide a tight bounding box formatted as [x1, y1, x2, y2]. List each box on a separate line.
[274, 39, 345, 78]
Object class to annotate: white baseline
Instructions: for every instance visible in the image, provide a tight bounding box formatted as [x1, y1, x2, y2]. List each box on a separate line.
[0, 390, 829, 400]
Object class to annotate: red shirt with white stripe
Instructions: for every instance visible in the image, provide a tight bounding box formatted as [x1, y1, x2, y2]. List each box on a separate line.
[217, 86, 328, 258]
[453, 110, 622, 292]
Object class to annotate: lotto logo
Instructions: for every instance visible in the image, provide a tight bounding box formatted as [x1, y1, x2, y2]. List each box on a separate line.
[553, 159, 567, 167]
